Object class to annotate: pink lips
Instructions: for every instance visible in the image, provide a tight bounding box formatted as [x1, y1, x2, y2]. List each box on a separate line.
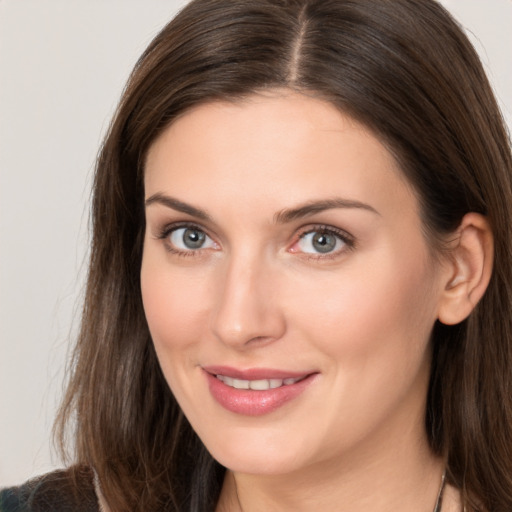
[203, 365, 317, 416]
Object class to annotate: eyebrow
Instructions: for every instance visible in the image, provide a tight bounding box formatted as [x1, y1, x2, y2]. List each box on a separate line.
[145, 193, 379, 223]
[274, 198, 380, 223]
[145, 193, 212, 221]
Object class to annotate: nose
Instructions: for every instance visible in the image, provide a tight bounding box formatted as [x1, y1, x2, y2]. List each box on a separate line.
[210, 252, 286, 348]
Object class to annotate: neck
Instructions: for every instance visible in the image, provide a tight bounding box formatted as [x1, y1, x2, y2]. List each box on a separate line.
[217, 422, 445, 512]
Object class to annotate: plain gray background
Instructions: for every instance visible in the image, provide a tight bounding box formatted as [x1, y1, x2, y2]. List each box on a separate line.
[0, 0, 511, 487]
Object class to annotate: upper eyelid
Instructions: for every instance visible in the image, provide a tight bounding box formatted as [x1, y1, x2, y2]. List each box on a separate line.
[157, 221, 212, 237]
[291, 224, 356, 257]
[153, 220, 355, 251]
[157, 223, 217, 255]
[296, 224, 355, 242]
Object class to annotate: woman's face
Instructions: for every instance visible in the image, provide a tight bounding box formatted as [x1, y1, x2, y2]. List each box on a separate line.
[141, 92, 449, 475]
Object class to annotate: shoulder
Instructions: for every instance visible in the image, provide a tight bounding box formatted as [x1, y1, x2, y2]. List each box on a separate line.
[0, 466, 99, 512]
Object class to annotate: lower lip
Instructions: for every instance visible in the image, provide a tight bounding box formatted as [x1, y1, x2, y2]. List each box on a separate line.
[204, 371, 317, 416]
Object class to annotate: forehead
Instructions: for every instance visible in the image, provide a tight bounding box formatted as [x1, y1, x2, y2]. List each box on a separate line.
[144, 92, 418, 221]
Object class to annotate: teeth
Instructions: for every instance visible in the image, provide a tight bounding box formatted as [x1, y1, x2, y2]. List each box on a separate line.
[233, 378, 249, 389]
[249, 379, 272, 390]
[216, 375, 302, 390]
[269, 379, 284, 389]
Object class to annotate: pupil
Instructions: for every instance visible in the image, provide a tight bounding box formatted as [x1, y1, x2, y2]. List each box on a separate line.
[183, 228, 205, 249]
[312, 232, 336, 253]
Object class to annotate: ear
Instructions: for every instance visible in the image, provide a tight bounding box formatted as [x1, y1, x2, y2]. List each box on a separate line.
[437, 213, 494, 325]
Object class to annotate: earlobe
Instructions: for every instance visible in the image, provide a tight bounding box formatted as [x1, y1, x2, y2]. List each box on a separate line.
[437, 213, 494, 326]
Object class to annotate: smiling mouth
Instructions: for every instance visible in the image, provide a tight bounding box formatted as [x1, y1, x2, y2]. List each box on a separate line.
[215, 374, 305, 390]
[204, 369, 317, 415]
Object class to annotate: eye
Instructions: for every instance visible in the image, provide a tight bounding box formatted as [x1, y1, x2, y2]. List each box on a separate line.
[164, 226, 217, 252]
[292, 227, 353, 256]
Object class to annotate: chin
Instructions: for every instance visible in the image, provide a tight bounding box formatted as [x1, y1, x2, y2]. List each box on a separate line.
[199, 427, 317, 476]
[213, 449, 305, 476]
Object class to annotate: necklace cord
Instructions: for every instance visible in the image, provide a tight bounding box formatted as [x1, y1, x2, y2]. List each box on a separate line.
[234, 469, 448, 512]
[432, 470, 447, 512]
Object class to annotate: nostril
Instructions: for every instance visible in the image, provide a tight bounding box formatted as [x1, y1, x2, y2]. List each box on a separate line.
[244, 335, 280, 347]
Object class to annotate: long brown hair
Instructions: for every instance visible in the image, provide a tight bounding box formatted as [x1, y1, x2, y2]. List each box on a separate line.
[55, 1, 512, 510]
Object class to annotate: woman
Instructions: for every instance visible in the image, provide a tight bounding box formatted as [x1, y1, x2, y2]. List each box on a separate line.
[2, 0, 511, 510]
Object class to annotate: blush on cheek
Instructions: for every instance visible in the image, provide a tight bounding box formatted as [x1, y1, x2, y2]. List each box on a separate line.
[141, 268, 211, 354]
[296, 248, 437, 363]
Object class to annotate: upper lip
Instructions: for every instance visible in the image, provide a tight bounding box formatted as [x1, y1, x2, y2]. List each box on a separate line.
[202, 365, 315, 380]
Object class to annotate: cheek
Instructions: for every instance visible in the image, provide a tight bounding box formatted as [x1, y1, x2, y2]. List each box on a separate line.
[287, 246, 439, 364]
[140, 253, 210, 352]
[284, 250, 439, 447]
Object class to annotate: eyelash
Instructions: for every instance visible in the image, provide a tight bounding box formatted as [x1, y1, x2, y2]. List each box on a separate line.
[294, 224, 355, 260]
[156, 222, 355, 260]
[156, 222, 215, 257]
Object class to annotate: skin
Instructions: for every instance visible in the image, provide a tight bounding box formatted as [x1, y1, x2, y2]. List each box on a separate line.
[140, 91, 474, 511]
